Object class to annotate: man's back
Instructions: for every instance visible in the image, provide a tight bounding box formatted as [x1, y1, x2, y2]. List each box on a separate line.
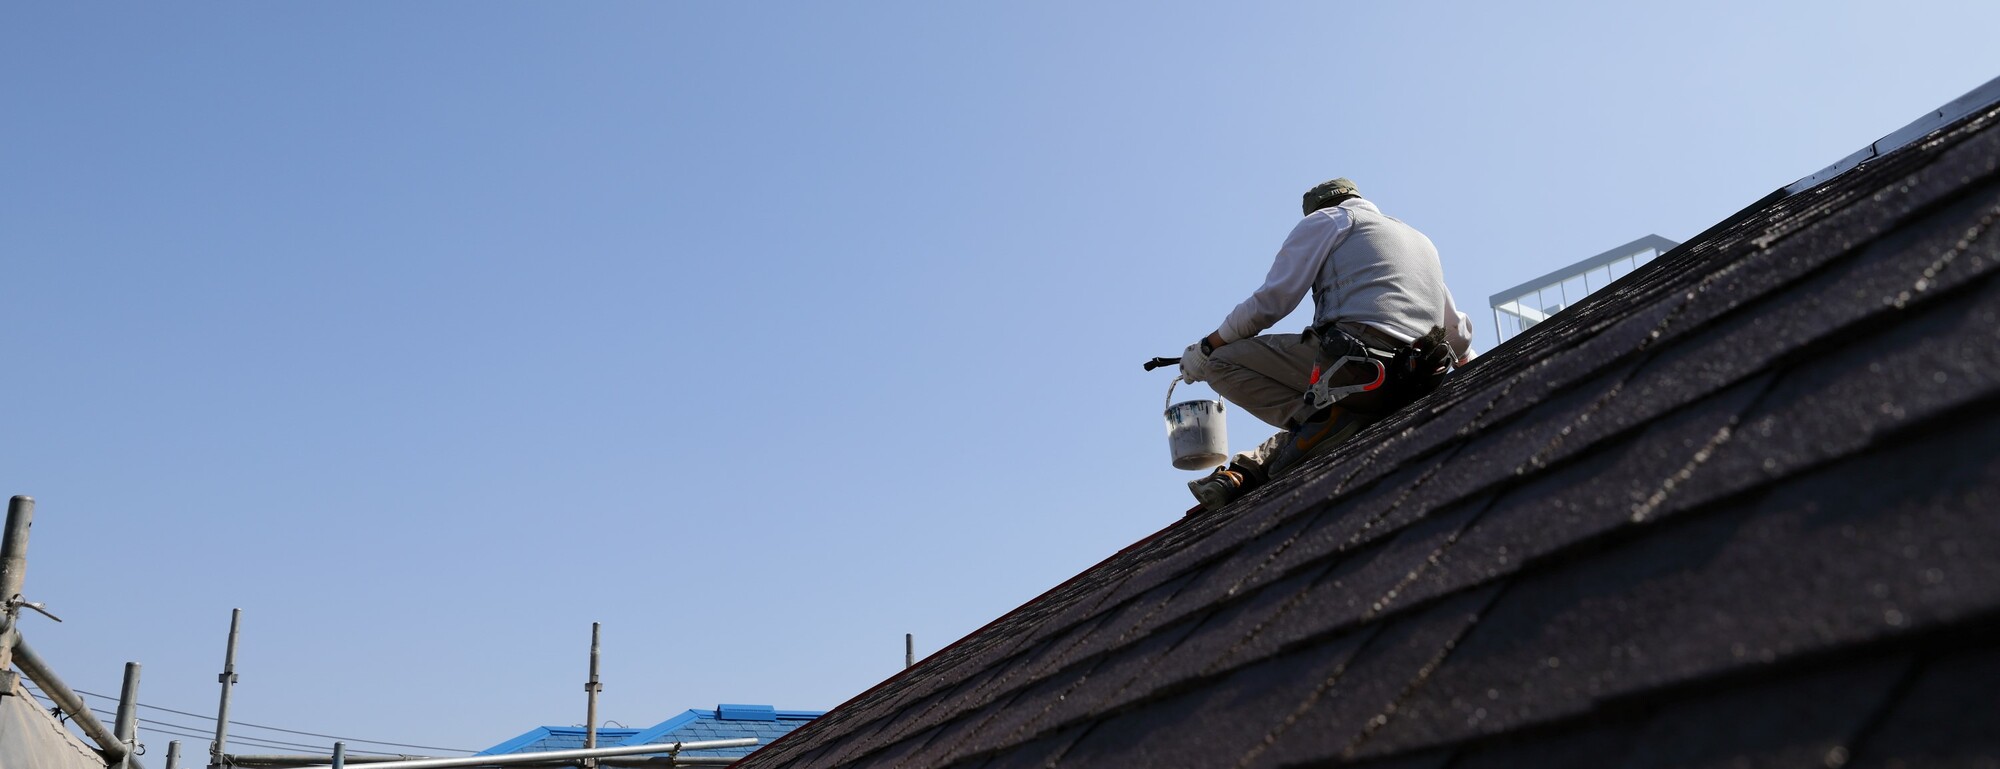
[1310, 200, 1454, 345]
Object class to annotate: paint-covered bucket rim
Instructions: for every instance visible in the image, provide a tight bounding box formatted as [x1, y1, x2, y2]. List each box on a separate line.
[1164, 398, 1225, 417]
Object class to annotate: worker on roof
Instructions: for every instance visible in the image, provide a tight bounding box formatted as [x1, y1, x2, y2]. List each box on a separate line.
[1178, 178, 1477, 512]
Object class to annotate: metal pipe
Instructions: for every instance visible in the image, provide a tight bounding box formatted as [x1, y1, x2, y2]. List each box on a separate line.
[288, 740, 759, 769]
[380, 756, 744, 769]
[331, 743, 345, 769]
[12, 635, 132, 765]
[905, 633, 913, 669]
[584, 622, 601, 755]
[169, 742, 182, 769]
[0, 495, 34, 676]
[211, 609, 242, 769]
[117, 662, 143, 769]
[370, 758, 741, 769]
[227, 757, 419, 767]
[0, 496, 32, 604]
[231, 761, 731, 769]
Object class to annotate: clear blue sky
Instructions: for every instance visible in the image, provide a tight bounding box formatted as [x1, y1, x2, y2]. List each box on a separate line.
[5, 1, 1997, 757]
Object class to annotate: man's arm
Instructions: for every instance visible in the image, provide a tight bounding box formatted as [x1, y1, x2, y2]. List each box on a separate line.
[1213, 209, 1353, 344]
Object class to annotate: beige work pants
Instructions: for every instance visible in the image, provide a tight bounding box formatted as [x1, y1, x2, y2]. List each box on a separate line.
[1206, 330, 1395, 472]
[1205, 332, 1320, 429]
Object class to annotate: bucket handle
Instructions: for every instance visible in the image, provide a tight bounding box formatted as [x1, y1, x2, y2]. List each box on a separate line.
[1165, 374, 1191, 412]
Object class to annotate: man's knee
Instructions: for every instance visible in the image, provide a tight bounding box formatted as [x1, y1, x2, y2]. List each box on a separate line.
[1203, 336, 1320, 428]
[1202, 348, 1273, 398]
[1209, 337, 1313, 387]
[1202, 342, 1256, 378]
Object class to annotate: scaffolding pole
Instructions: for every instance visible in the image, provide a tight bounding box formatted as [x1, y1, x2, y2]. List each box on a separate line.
[0, 496, 34, 684]
[227, 757, 422, 768]
[228, 757, 420, 768]
[211, 609, 243, 769]
[116, 662, 143, 769]
[585, 622, 601, 752]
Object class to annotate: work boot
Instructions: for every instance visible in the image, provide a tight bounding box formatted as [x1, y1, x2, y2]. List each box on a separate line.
[1187, 455, 1273, 514]
[1187, 466, 1248, 514]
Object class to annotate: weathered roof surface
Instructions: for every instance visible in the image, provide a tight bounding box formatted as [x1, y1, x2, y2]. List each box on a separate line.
[741, 88, 2000, 768]
[477, 727, 643, 755]
[0, 677, 106, 769]
[625, 705, 823, 759]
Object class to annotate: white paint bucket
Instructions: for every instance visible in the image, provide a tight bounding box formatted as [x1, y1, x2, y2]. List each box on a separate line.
[1163, 376, 1229, 470]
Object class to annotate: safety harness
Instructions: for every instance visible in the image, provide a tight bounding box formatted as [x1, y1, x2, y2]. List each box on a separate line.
[1300, 324, 1454, 417]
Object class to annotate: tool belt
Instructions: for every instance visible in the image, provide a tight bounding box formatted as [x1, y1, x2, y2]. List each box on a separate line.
[1299, 322, 1453, 418]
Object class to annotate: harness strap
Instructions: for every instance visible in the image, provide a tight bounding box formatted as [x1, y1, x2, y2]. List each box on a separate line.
[1301, 323, 1451, 413]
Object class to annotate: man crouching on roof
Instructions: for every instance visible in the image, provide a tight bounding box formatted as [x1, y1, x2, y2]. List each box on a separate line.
[1177, 178, 1478, 513]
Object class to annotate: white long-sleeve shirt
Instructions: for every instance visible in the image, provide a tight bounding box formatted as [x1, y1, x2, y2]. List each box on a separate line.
[1217, 199, 1478, 363]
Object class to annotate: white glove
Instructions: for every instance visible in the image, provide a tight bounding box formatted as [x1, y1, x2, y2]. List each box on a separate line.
[1179, 341, 1211, 383]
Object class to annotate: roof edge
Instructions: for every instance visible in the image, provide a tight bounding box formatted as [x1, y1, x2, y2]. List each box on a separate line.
[742, 524, 1180, 761]
[1783, 74, 2000, 195]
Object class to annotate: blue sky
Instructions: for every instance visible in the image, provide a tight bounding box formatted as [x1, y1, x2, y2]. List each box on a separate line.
[5, 1, 1997, 757]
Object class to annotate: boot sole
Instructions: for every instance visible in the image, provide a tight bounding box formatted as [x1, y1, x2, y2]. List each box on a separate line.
[1188, 479, 1236, 513]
